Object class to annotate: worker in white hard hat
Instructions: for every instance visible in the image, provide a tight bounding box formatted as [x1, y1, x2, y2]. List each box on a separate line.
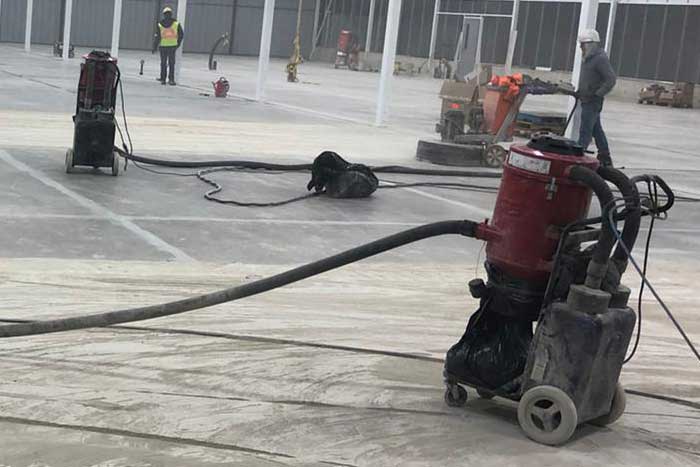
[576, 29, 616, 167]
[152, 5, 184, 86]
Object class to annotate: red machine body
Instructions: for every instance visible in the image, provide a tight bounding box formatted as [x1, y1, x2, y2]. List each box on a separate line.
[334, 30, 355, 68]
[477, 142, 600, 285]
[77, 52, 118, 112]
[213, 77, 230, 98]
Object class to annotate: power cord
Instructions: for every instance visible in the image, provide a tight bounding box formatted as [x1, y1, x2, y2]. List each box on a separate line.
[607, 196, 700, 363]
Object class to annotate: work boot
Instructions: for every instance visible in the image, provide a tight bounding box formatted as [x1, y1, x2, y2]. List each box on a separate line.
[168, 80, 176, 86]
[597, 151, 613, 167]
[156, 77, 166, 85]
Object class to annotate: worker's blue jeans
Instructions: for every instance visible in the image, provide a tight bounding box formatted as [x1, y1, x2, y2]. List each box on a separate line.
[578, 99, 609, 157]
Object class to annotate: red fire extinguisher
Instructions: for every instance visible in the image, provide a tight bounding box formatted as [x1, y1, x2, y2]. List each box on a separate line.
[212, 77, 230, 98]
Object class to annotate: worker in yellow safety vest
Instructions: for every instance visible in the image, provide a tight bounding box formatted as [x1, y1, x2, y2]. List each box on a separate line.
[152, 6, 184, 85]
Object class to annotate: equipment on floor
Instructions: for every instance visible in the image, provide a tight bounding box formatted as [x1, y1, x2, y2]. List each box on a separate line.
[212, 77, 230, 98]
[334, 29, 359, 71]
[638, 82, 694, 108]
[53, 41, 74, 58]
[443, 133, 674, 445]
[65, 51, 121, 176]
[417, 73, 576, 168]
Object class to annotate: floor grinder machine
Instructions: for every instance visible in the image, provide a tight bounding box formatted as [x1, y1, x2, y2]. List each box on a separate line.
[443, 133, 673, 445]
[65, 50, 121, 176]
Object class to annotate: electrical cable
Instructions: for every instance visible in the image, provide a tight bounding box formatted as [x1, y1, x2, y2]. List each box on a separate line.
[606, 202, 700, 363]
[0, 220, 479, 338]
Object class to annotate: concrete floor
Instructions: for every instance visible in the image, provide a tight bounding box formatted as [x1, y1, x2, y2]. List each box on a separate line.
[0, 44, 699, 466]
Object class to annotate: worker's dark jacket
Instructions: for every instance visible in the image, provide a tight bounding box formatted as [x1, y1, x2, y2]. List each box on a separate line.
[578, 47, 616, 104]
[152, 17, 184, 51]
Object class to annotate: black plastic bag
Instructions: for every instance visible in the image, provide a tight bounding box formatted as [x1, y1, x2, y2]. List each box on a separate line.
[307, 151, 378, 198]
[445, 299, 533, 390]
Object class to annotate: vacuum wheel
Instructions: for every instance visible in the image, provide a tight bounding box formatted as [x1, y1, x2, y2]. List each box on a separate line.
[589, 383, 626, 427]
[483, 145, 507, 168]
[65, 148, 74, 174]
[444, 384, 468, 408]
[111, 151, 120, 177]
[518, 385, 578, 446]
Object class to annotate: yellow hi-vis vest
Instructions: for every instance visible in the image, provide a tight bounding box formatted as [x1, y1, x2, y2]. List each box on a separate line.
[159, 21, 179, 47]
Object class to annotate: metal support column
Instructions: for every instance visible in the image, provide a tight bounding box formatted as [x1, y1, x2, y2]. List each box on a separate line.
[111, 0, 123, 58]
[375, 0, 403, 126]
[604, 0, 617, 55]
[24, 0, 33, 52]
[311, 0, 320, 54]
[427, 0, 440, 71]
[364, 0, 376, 62]
[566, 0, 599, 140]
[256, 0, 276, 101]
[175, 0, 188, 81]
[62, 0, 72, 59]
[505, 0, 520, 74]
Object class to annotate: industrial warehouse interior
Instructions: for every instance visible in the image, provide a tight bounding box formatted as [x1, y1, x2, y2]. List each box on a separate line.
[0, 0, 699, 465]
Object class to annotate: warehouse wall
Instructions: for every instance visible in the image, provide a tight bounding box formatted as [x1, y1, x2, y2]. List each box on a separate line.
[0, 0, 315, 57]
[2, 0, 698, 82]
[315, 0, 700, 83]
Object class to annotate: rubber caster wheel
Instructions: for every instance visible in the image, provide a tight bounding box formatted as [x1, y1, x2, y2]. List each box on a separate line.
[477, 388, 495, 400]
[518, 385, 578, 446]
[111, 152, 120, 176]
[483, 144, 507, 168]
[65, 148, 74, 174]
[589, 383, 626, 427]
[444, 385, 468, 408]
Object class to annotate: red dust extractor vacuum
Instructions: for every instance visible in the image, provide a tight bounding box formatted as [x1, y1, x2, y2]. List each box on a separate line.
[443, 133, 674, 445]
[65, 51, 121, 176]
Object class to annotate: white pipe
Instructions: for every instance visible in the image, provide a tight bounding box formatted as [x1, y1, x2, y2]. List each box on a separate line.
[175, 0, 188, 81]
[605, 0, 617, 54]
[111, 0, 123, 58]
[427, 0, 440, 71]
[566, 0, 599, 140]
[256, 0, 276, 101]
[24, 0, 33, 52]
[364, 0, 377, 62]
[311, 0, 320, 55]
[505, 0, 520, 74]
[375, 0, 403, 126]
[62, 0, 72, 59]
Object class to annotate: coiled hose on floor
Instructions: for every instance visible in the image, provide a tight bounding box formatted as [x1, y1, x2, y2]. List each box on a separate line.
[0, 220, 479, 338]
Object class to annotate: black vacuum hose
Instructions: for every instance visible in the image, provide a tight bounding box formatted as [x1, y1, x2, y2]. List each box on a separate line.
[114, 148, 502, 179]
[0, 220, 478, 339]
[568, 165, 616, 289]
[598, 166, 641, 270]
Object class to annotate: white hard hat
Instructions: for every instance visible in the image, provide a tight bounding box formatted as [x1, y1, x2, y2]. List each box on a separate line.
[578, 29, 600, 43]
[162, 6, 173, 13]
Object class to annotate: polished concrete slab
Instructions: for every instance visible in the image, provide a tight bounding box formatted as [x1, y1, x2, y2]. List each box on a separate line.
[0, 44, 699, 466]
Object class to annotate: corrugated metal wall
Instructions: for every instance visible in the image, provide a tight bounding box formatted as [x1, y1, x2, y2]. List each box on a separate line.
[315, 0, 700, 83]
[2, 0, 699, 82]
[0, 0, 315, 57]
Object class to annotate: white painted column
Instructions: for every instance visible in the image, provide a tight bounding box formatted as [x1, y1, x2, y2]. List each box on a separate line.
[175, 0, 188, 81]
[311, 0, 320, 53]
[24, 0, 33, 52]
[427, 0, 440, 71]
[505, 0, 520, 74]
[364, 0, 377, 64]
[375, 0, 403, 126]
[566, 0, 599, 139]
[605, 0, 617, 55]
[111, 0, 123, 58]
[62, 0, 73, 59]
[256, 0, 276, 101]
